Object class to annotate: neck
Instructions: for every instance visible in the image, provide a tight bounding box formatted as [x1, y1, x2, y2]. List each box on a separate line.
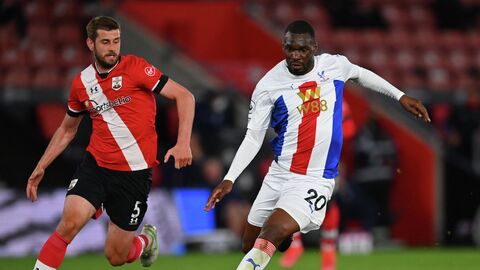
[95, 61, 118, 74]
[304, 58, 315, 74]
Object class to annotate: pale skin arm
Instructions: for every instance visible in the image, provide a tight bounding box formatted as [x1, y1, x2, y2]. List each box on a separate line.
[159, 79, 195, 169]
[26, 113, 84, 202]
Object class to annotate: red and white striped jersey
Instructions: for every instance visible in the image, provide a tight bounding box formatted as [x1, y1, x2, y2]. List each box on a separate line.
[68, 54, 163, 171]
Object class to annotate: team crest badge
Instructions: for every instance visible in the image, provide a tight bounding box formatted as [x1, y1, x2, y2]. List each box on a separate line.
[144, 66, 156, 77]
[112, 76, 123, 91]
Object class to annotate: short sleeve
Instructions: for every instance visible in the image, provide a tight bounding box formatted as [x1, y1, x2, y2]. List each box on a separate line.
[67, 78, 86, 117]
[247, 87, 273, 130]
[336, 54, 361, 81]
[133, 56, 163, 91]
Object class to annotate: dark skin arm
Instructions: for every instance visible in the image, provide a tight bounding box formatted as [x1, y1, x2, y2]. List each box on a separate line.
[399, 95, 431, 123]
[204, 180, 233, 211]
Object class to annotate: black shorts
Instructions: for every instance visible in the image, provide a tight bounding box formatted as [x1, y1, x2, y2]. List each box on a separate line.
[66, 152, 152, 231]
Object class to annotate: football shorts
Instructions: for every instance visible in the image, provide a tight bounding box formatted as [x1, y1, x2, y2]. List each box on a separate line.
[247, 162, 335, 233]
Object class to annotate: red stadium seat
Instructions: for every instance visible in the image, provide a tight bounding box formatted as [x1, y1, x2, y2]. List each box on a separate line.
[381, 4, 408, 29]
[4, 67, 32, 88]
[466, 31, 480, 51]
[427, 67, 451, 91]
[441, 31, 468, 51]
[55, 23, 83, 46]
[301, 3, 330, 27]
[395, 49, 417, 72]
[447, 49, 471, 71]
[31, 45, 57, 68]
[0, 23, 20, 54]
[413, 28, 440, 51]
[32, 68, 62, 90]
[52, 0, 82, 22]
[59, 45, 90, 69]
[386, 29, 413, 50]
[420, 48, 446, 69]
[27, 23, 52, 46]
[406, 5, 435, 30]
[25, 1, 51, 23]
[270, 1, 302, 28]
[1, 48, 29, 69]
[366, 46, 390, 70]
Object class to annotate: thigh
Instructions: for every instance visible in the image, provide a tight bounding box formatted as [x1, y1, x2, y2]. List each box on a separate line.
[276, 178, 335, 233]
[105, 220, 136, 258]
[57, 195, 96, 241]
[104, 168, 152, 231]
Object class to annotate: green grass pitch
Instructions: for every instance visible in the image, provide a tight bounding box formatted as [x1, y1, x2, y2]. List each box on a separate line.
[2, 248, 479, 270]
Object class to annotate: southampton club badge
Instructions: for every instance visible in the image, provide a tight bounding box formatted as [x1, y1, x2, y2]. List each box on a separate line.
[112, 76, 123, 91]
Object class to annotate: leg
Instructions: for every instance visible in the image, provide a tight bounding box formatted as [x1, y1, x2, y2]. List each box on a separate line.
[104, 221, 136, 266]
[236, 209, 299, 270]
[104, 221, 158, 267]
[242, 222, 262, 253]
[34, 195, 95, 270]
[102, 167, 155, 266]
[259, 209, 300, 247]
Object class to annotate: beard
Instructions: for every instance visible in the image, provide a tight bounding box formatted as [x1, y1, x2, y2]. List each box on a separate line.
[94, 50, 119, 70]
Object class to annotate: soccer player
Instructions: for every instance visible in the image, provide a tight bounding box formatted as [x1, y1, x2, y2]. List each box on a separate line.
[205, 20, 429, 270]
[26, 16, 195, 269]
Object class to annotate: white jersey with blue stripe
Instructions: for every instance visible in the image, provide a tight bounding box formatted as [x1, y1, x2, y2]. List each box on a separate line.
[247, 53, 360, 179]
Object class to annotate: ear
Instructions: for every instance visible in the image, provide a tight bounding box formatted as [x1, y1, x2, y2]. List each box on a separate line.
[86, 38, 94, 52]
[312, 41, 319, 52]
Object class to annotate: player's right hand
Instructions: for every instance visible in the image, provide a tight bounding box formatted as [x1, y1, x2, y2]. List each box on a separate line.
[26, 167, 45, 202]
[204, 180, 233, 211]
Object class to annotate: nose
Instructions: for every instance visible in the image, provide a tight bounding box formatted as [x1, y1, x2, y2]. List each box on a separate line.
[290, 50, 301, 60]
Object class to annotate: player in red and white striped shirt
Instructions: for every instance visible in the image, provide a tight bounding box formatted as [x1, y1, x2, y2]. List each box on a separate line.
[26, 16, 195, 269]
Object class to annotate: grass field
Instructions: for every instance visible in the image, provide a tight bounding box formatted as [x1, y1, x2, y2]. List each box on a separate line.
[2, 248, 479, 270]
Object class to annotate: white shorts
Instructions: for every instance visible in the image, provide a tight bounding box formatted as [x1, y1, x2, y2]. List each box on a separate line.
[247, 162, 335, 233]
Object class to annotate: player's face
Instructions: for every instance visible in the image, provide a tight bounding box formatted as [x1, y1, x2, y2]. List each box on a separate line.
[89, 29, 121, 70]
[282, 32, 317, 76]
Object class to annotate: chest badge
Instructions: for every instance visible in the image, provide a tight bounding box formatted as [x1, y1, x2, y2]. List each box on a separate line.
[112, 76, 123, 91]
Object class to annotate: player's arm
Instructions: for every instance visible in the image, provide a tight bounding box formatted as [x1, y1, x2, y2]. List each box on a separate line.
[26, 113, 84, 202]
[204, 128, 267, 211]
[355, 67, 430, 122]
[339, 55, 431, 122]
[158, 78, 195, 169]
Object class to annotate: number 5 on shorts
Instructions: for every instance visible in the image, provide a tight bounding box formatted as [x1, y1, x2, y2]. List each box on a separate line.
[304, 189, 326, 211]
[129, 201, 141, 225]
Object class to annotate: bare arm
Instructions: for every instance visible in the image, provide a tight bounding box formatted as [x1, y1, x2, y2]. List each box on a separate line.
[159, 78, 195, 169]
[26, 113, 84, 202]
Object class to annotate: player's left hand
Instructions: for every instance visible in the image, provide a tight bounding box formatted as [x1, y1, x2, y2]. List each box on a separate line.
[399, 95, 431, 123]
[164, 144, 192, 169]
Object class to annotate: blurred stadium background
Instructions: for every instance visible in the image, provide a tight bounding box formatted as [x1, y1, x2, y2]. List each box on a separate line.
[1, 0, 479, 269]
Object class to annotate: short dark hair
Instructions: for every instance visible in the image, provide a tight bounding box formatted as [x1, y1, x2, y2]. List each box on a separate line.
[284, 20, 315, 38]
[86, 16, 120, 40]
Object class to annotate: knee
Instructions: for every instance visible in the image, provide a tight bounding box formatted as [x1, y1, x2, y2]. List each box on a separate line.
[56, 220, 81, 240]
[104, 248, 127, 266]
[258, 224, 292, 246]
